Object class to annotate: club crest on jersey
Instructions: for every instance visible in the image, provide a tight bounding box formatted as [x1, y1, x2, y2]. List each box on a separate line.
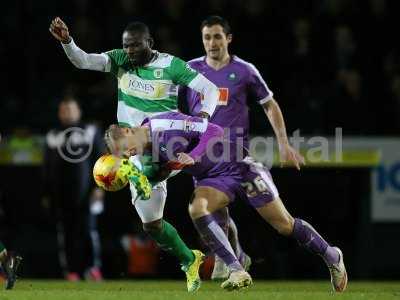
[153, 69, 163, 79]
[228, 72, 237, 81]
[159, 143, 167, 153]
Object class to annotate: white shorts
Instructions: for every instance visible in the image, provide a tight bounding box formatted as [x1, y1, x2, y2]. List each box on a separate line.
[128, 155, 180, 224]
[131, 180, 167, 223]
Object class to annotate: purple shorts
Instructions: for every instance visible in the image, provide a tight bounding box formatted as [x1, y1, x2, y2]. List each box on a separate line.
[195, 157, 279, 208]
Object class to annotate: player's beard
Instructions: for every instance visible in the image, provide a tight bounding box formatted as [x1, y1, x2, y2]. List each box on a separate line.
[130, 50, 153, 67]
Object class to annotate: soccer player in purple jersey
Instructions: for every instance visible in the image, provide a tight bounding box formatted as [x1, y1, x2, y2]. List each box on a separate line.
[104, 111, 348, 292]
[180, 15, 347, 292]
[180, 15, 281, 279]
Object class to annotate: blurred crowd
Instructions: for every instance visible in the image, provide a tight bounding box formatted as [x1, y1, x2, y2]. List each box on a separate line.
[1, 0, 400, 136]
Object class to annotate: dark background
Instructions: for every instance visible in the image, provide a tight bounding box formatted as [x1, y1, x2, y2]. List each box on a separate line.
[0, 0, 399, 280]
[2, 0, 400, 135]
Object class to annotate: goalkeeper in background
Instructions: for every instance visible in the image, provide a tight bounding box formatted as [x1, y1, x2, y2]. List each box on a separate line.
[49, 17, 219, 292]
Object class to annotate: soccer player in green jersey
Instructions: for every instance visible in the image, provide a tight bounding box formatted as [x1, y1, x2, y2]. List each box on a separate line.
[50, 17, 220, 292]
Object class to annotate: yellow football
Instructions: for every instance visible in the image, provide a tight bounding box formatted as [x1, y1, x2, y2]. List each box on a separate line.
[93, 154, 129, 191]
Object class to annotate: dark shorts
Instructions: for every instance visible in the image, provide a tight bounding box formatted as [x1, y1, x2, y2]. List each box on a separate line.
[195, 157, 279, 208]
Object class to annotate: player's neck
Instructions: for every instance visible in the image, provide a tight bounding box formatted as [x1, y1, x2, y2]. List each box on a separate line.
[131, 51, 154, 68]
[206, 53, 231, 70]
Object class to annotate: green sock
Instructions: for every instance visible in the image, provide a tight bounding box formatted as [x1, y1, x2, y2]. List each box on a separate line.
[150, 220, 195, 267]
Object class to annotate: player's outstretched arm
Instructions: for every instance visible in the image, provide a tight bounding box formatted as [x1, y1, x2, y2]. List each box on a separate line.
[190, 75, 219, 119]
[262, 99, 305, 170]
[49, 17, 110, 72]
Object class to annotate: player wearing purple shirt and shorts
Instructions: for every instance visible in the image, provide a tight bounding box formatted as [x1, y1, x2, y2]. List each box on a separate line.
[180, 16, 277, 280]
[104, 110, 347, 291]
[180, 16, 347, 292]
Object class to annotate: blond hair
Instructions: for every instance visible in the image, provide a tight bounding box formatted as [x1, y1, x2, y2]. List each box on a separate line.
[104, 124, 125, 155]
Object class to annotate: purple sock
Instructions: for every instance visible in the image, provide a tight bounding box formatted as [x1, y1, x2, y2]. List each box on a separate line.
[213, 209, 246, 265]
[212, 208, 229, 234]
[193, 214, 243, 272]
[292, 218, 339, 265]
[228, 216, 246, 264]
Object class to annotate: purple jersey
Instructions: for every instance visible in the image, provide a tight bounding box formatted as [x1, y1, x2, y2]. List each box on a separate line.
[184, 56, 273, 148]
[147, 111, 279, 207]
[148, 112, 243, 179]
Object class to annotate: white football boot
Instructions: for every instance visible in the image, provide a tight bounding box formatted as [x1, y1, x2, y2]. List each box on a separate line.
[221, 270, 253, 291]
[212, 254, 252, 281]
[211, 256, 230, 281]
[325, 247, 348, 292]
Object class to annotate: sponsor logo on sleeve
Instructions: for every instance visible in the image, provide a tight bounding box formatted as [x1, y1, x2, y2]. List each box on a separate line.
[185, 63, 197, 74]
[201, 87, 229, 106]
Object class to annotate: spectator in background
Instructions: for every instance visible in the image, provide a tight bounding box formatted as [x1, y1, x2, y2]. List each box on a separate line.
[42, 96, 105, 281]
[281, 18, 325, 134]
[325, 69, 377, 135]
[384, 74, 400, 135]
[334, 25, 357, 70]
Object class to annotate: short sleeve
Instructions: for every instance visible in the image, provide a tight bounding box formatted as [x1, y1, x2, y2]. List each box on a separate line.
[170, 57, 199, 86]
[247, 63, 274, 104]
[105, 49, 127, 76]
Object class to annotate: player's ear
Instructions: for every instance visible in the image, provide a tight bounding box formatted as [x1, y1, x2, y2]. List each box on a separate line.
[227, 33, 233, 44]
[147, 37, 154, 48]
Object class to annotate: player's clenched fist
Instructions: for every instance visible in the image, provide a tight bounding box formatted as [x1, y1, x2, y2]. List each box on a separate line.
[49, 17, 71, 44]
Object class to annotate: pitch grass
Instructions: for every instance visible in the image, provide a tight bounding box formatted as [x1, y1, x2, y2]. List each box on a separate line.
[1, 280, 399, 300]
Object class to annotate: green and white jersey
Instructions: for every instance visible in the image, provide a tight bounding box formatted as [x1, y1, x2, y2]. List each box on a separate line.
[62, 39, 217, 127]
[105, 49, 198, 127]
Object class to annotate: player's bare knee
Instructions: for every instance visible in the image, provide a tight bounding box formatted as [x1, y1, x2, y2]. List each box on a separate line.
[188, 197, 208, 219]
[143, 218, 163, 235]
[216, 197, 229, 209]
[276, 216, 295, 236]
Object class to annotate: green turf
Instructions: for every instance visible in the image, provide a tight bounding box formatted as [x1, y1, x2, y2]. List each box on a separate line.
[1, 280, 399, 300]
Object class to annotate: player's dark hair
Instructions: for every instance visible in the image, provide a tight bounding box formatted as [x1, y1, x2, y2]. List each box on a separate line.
[201, 16, 231, 35]
[124, 21, 151, 38]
